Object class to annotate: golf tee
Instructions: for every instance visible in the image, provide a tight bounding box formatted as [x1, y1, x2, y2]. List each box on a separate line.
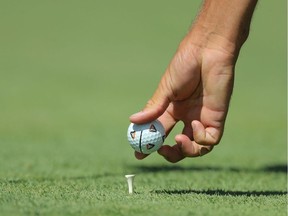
[125, 174, 135, 194]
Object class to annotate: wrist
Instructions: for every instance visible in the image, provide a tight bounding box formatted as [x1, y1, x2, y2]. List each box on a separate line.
[186, 0, 258, 55]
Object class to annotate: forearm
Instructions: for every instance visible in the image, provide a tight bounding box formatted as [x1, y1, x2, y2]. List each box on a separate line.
[187, 0, 258, 54]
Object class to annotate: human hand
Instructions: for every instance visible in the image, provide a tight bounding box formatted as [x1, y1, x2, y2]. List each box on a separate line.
[129, 0, 257, 163]
[129, 33, 236, 163]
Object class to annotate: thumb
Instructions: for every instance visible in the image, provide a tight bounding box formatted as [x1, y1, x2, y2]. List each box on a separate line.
[129, 81, 170, 124]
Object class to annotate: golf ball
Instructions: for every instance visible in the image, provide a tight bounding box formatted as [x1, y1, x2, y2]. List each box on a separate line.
[127, 120, 166, 154]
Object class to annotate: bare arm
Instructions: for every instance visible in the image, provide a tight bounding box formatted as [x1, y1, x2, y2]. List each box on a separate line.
[193, 0, 258, 54]
[130, 0, 258, 162]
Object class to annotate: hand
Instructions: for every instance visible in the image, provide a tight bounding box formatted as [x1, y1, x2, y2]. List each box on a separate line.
[129, 33, 236, 163]
[129, 0, 257, 163]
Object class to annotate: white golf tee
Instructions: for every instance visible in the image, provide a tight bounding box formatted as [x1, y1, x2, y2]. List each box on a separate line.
[125, 174, 135, 194]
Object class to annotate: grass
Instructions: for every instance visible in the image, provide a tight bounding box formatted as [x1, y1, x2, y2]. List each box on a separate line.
[0, 0, 287, 215]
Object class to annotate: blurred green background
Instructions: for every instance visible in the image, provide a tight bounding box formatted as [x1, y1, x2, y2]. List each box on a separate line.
[0, 1, 286, 214]
[0, 0, 287, 216]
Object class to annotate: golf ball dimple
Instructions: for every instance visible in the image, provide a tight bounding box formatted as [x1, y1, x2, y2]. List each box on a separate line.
[127, 120, 166, 154]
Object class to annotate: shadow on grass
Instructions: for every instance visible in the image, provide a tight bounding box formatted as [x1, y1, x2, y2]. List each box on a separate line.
[130, 164, 287, 174]
[5, 172, 115, 184]
[153, 189, 287, 197]
[262, 164, 287, 173]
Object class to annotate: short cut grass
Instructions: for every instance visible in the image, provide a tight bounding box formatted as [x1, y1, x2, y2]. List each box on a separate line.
[0, 0, 286, 215]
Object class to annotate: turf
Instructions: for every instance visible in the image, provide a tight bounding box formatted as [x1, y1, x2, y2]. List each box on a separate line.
[0, 0, 287, 215]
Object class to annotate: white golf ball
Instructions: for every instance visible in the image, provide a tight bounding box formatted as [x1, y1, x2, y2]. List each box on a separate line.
[127, 120, 166, 154]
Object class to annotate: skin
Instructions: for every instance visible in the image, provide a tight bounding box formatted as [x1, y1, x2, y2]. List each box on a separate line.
[130, 0, 258, 163]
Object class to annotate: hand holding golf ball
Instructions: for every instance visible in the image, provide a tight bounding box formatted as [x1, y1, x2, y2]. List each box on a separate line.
[127, 120, 166, 154]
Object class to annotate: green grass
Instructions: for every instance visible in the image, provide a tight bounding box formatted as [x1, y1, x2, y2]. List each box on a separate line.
[0, 0, 287, 215]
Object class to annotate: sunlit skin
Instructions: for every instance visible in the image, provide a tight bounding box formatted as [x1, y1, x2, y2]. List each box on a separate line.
[130, 0, 258, 163]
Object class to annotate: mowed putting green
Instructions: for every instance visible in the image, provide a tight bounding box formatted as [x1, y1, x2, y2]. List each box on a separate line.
[0, 0, 286, 215]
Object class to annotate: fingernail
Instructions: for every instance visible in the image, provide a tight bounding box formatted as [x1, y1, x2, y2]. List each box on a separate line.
[192, 121, 197, 130]
[130, 111, 143, 118]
